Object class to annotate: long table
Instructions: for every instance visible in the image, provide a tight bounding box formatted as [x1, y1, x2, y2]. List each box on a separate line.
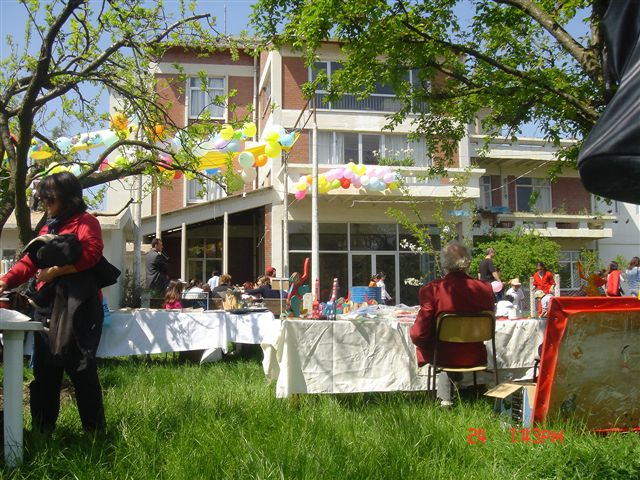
[261, 317, 546, 398]
[97, 309, 278, 359]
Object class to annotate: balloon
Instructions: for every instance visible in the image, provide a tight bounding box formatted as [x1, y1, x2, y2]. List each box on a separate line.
[99, 159, 110, 171]
[331, 179, 341, 189]
[241, 168, 256, 183]
[360, 175, 370, 186]
[220, 124, 235, 141]
[173, 171, 183, 180]
[295, 190, 307, 200]
[351, 177, 362, 188]
[265, 142, 282, 158]
[279, 133, 295, 147]
[383, 172, 395, 184]
[340, 178, 351, 189]
[238, 152, 255, 169]
[306, 175, 313, 185]
[225, 140, 241, 153]
[491, 281, 503, 293]
[343, 168, 354, 180]
[55, 137, 72, 154]
[295, 182, 308, 191]
[110, 112, 129, 131]
[388, 181, 399, 190]
[273, 125, 287, 137]
[255, 154, 268, 167]
[265, 130, 280, 143]
[204, 168, 220, 175]
[213, 137, 229, 150]
[242, 122, 257, 138]
[70, 163, 82, 176]
[356, 165, 367, 176]
[233, 130, 243, 140]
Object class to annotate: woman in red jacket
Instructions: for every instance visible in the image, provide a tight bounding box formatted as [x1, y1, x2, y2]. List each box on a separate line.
[532, 262, 555, 317]
[0, 172, 106, 433]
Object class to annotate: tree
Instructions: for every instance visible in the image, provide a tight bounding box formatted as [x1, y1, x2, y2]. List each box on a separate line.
[251, 0, 607, 173]
[0, 0, 248, 246]
[470, 230, 561, 284]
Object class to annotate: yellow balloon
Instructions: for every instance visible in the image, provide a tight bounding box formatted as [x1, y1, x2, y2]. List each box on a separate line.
[242, 122, 257, 137]
[220, 124, 235, 141]
[388, 181, 399, 190]
[110, 112, 129, 132]
[296, 182, 308, 191]
[265, 130, 280, 143]
[264, 142, 282, 158]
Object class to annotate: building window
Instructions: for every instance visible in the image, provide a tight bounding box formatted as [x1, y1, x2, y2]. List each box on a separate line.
[310, 62, 421, 112]
[188, 77, 226, 119]
[187, 178, 227, 203]
[479, 176, 492, 209]
[559, 251, 580, 291]
[187, 238, 223, 282]
[515, 177, 551, 212]
[314, 131, 429, 166]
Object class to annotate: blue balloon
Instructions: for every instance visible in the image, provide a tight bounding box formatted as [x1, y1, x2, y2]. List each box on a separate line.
[55, 137, 72, 154]
[225, 140, 241, 153]
[279, 133, 295, 147]
[205, 168, 220, 175]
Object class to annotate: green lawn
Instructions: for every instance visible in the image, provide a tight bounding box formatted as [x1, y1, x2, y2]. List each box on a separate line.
[4, 355, 640, 479]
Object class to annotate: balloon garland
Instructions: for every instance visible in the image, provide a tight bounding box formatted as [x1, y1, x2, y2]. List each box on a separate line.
[292, 162, 400, 200]
[27, 113, 299, 187]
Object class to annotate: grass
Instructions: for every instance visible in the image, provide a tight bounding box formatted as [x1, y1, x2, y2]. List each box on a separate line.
[2, 353, 639, 479]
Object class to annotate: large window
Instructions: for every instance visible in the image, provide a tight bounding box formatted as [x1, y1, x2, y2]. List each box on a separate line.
[315, 131, 429, 166]
[479, 176, 492, 209]
[558, 251, 580, 291]
[187, 178, 227, 203]
[311, 62, 423, 112]
[515, 177, 551, 212]
[187, 238, 223, 282]
[188, 77, 226, 119]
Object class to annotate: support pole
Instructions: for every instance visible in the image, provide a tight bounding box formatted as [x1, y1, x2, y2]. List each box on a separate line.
[223, 211, 229, 274]
[181, 222, 187, 281]
[311, 104, 319, 296]
[155, 186, 161, 239]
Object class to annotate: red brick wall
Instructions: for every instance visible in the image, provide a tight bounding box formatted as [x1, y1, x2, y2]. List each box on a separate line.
[490, 175, 502, 207]
[230, 75, 254, 122]
[151, 181, 184, 214]
[162, 47, 254, 66]
[282, 57, 308, 110]
[552, 177, 591, 214]
[289, 131, 310, 164]
[156, 75, 186, 126]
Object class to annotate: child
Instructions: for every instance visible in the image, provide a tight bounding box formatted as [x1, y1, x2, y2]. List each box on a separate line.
[495, 294, 515, 318]
[164, 279, 183, 309]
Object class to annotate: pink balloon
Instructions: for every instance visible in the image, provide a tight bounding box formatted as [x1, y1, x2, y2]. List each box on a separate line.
[295, 190, 307, 200]
[213, 138, 228, 150]
[351, 177, 362, 188]
[491, 281, 503, 293]
[343, 169, 354, 180]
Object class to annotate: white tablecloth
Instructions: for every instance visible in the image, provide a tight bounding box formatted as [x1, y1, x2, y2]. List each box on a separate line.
[95, 309, 277, 358]
[261, 317, 546, 398]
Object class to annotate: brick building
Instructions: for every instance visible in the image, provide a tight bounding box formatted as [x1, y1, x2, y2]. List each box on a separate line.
[98, 42, 624, 306]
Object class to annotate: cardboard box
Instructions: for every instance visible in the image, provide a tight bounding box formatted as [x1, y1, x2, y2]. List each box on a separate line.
[485, 382, 536, 427]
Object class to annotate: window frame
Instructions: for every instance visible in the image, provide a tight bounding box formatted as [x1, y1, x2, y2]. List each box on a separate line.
[187, 76, 227, 121]
[515, 177, 552, 212]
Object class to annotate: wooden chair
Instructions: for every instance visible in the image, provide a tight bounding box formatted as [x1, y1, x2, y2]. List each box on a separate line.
[430, 312, 499, 394]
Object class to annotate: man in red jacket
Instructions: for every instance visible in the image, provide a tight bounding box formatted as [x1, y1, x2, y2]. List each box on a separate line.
[410, 241, 495, 405]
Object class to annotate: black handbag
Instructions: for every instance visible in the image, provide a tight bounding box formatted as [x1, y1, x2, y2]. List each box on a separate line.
[577, 2, 640, 204]
[92, 256, 121, 288]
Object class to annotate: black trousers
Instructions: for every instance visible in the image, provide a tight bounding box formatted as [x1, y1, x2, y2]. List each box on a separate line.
[30, 331, 105, 432]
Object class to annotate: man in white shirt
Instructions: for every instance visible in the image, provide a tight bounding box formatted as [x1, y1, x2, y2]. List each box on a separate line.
[207, 270, 220, 290]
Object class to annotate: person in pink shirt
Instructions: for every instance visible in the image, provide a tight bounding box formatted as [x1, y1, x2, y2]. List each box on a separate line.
[164, 279, 184, 309]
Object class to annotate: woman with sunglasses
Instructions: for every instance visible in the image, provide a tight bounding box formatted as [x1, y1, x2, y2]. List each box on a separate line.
[0, 172, 106, 434]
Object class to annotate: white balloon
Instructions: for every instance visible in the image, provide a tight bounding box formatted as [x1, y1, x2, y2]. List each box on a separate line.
[241, 168, 257, 183]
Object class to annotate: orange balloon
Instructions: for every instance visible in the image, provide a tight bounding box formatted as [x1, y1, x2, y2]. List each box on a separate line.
[306, 175, 313, 185]
[255, 154, 268, 167]
[110, 112, 129, 132]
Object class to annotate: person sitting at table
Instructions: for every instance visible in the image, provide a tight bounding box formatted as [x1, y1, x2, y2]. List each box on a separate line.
[532, 262, 555, 317]
[410, 241, 494, 407]
[495, 294, 515, 318]
[164, 279, 183, 309]
[183, 278, 204, 296]
[212, 274, 233, 296]
[246, 275, 283, 299]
